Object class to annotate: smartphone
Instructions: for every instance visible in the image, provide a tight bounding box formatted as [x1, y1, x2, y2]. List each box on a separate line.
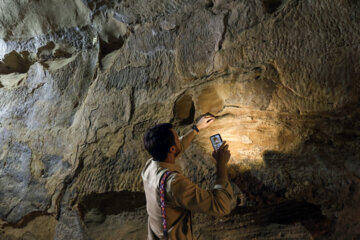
[210, 134, 223, 151]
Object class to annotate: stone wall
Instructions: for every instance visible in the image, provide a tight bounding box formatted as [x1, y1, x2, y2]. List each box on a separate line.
[0, 0, 359, 239]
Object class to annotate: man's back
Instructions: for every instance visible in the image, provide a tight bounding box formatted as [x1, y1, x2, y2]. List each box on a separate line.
[142, 158, 234, 240]
[142, 120, 233, 239]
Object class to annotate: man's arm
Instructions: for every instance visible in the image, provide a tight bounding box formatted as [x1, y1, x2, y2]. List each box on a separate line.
[170, 173, 234, 216]
[179, 129, 198, 152]
[169, 142, 234, 216]
[180, 115, 215, 152]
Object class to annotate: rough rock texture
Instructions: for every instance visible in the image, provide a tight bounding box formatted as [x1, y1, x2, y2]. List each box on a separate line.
[0, 0, 359, 239]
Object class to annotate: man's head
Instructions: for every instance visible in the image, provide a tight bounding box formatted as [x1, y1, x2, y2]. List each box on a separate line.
[144, 123, 181, 162]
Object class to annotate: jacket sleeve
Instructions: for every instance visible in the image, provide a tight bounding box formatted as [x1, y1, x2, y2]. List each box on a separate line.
[169, 173, 234, 216]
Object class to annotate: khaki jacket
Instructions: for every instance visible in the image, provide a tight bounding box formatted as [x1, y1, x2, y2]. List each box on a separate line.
[141, 157, 234, 240]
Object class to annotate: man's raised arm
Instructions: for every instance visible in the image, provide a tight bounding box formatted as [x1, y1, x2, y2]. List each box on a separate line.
[180, 115, 215, 152]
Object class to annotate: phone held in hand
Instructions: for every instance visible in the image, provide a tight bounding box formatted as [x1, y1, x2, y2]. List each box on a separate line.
[210, 134, 223, 151]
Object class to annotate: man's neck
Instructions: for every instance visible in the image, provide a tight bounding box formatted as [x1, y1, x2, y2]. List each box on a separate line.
[164, 155, 176, 164]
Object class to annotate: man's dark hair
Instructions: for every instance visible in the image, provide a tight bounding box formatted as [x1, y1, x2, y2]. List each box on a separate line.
[144, 123, 175, 162]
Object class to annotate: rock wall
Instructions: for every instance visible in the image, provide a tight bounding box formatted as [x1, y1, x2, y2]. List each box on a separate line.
[0, 0, 359, 239]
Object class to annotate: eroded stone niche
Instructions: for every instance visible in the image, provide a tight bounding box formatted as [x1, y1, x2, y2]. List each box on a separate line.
[0, 0, 359, 239]
[174, 94, 195, 125]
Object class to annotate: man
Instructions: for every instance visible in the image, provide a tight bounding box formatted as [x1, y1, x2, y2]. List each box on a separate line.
[142, 116, 234, 239]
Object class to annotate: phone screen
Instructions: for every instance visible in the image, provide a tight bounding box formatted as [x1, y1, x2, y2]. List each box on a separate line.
[210, 134, 223, 151]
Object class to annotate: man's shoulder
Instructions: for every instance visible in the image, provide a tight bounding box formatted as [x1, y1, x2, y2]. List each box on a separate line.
[167, 171, 191, 190]
[145, 158, 153, 166]
[144, 158, 153, 169]
[141, 158, 154, 178]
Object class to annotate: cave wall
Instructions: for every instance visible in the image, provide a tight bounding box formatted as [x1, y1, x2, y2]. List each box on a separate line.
[0, 0, 359, 239]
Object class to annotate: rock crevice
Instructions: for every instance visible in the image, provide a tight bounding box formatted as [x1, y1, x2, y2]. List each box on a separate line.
[0, 0, 359, 239]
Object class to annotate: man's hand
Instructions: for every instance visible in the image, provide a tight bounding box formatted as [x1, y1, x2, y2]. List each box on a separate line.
[212, 141, 231, 179]
[196, 115, 215, 130]
[182, 115, 215, 152]
[212, 141, 231, 165]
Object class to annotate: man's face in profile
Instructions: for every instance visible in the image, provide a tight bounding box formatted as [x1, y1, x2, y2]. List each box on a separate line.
[171, 128, 182, 157]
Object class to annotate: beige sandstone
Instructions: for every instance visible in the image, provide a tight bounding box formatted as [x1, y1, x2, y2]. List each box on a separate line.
[0, 0, 359, 239]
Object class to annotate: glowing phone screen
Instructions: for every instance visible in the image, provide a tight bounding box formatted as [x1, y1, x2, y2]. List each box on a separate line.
[210, 134, 223, 151]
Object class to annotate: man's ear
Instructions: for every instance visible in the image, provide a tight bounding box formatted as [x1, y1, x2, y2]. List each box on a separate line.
[169, 145, 176, 153]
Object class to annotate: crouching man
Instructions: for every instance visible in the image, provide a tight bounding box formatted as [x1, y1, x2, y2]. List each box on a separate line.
[142, 116, 234, 239]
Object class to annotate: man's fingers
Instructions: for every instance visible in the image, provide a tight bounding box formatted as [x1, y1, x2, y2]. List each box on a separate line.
[217, 143, 223, 151]
[205, 116, 215, 123]
[224, 150, 231, 159]
[219, 142, 227, 151]
[206, 118, 215, 123]
[220, 141, 226, 147]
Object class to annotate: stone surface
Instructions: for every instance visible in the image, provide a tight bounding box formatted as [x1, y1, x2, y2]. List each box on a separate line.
[0, 0, 359, 239]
